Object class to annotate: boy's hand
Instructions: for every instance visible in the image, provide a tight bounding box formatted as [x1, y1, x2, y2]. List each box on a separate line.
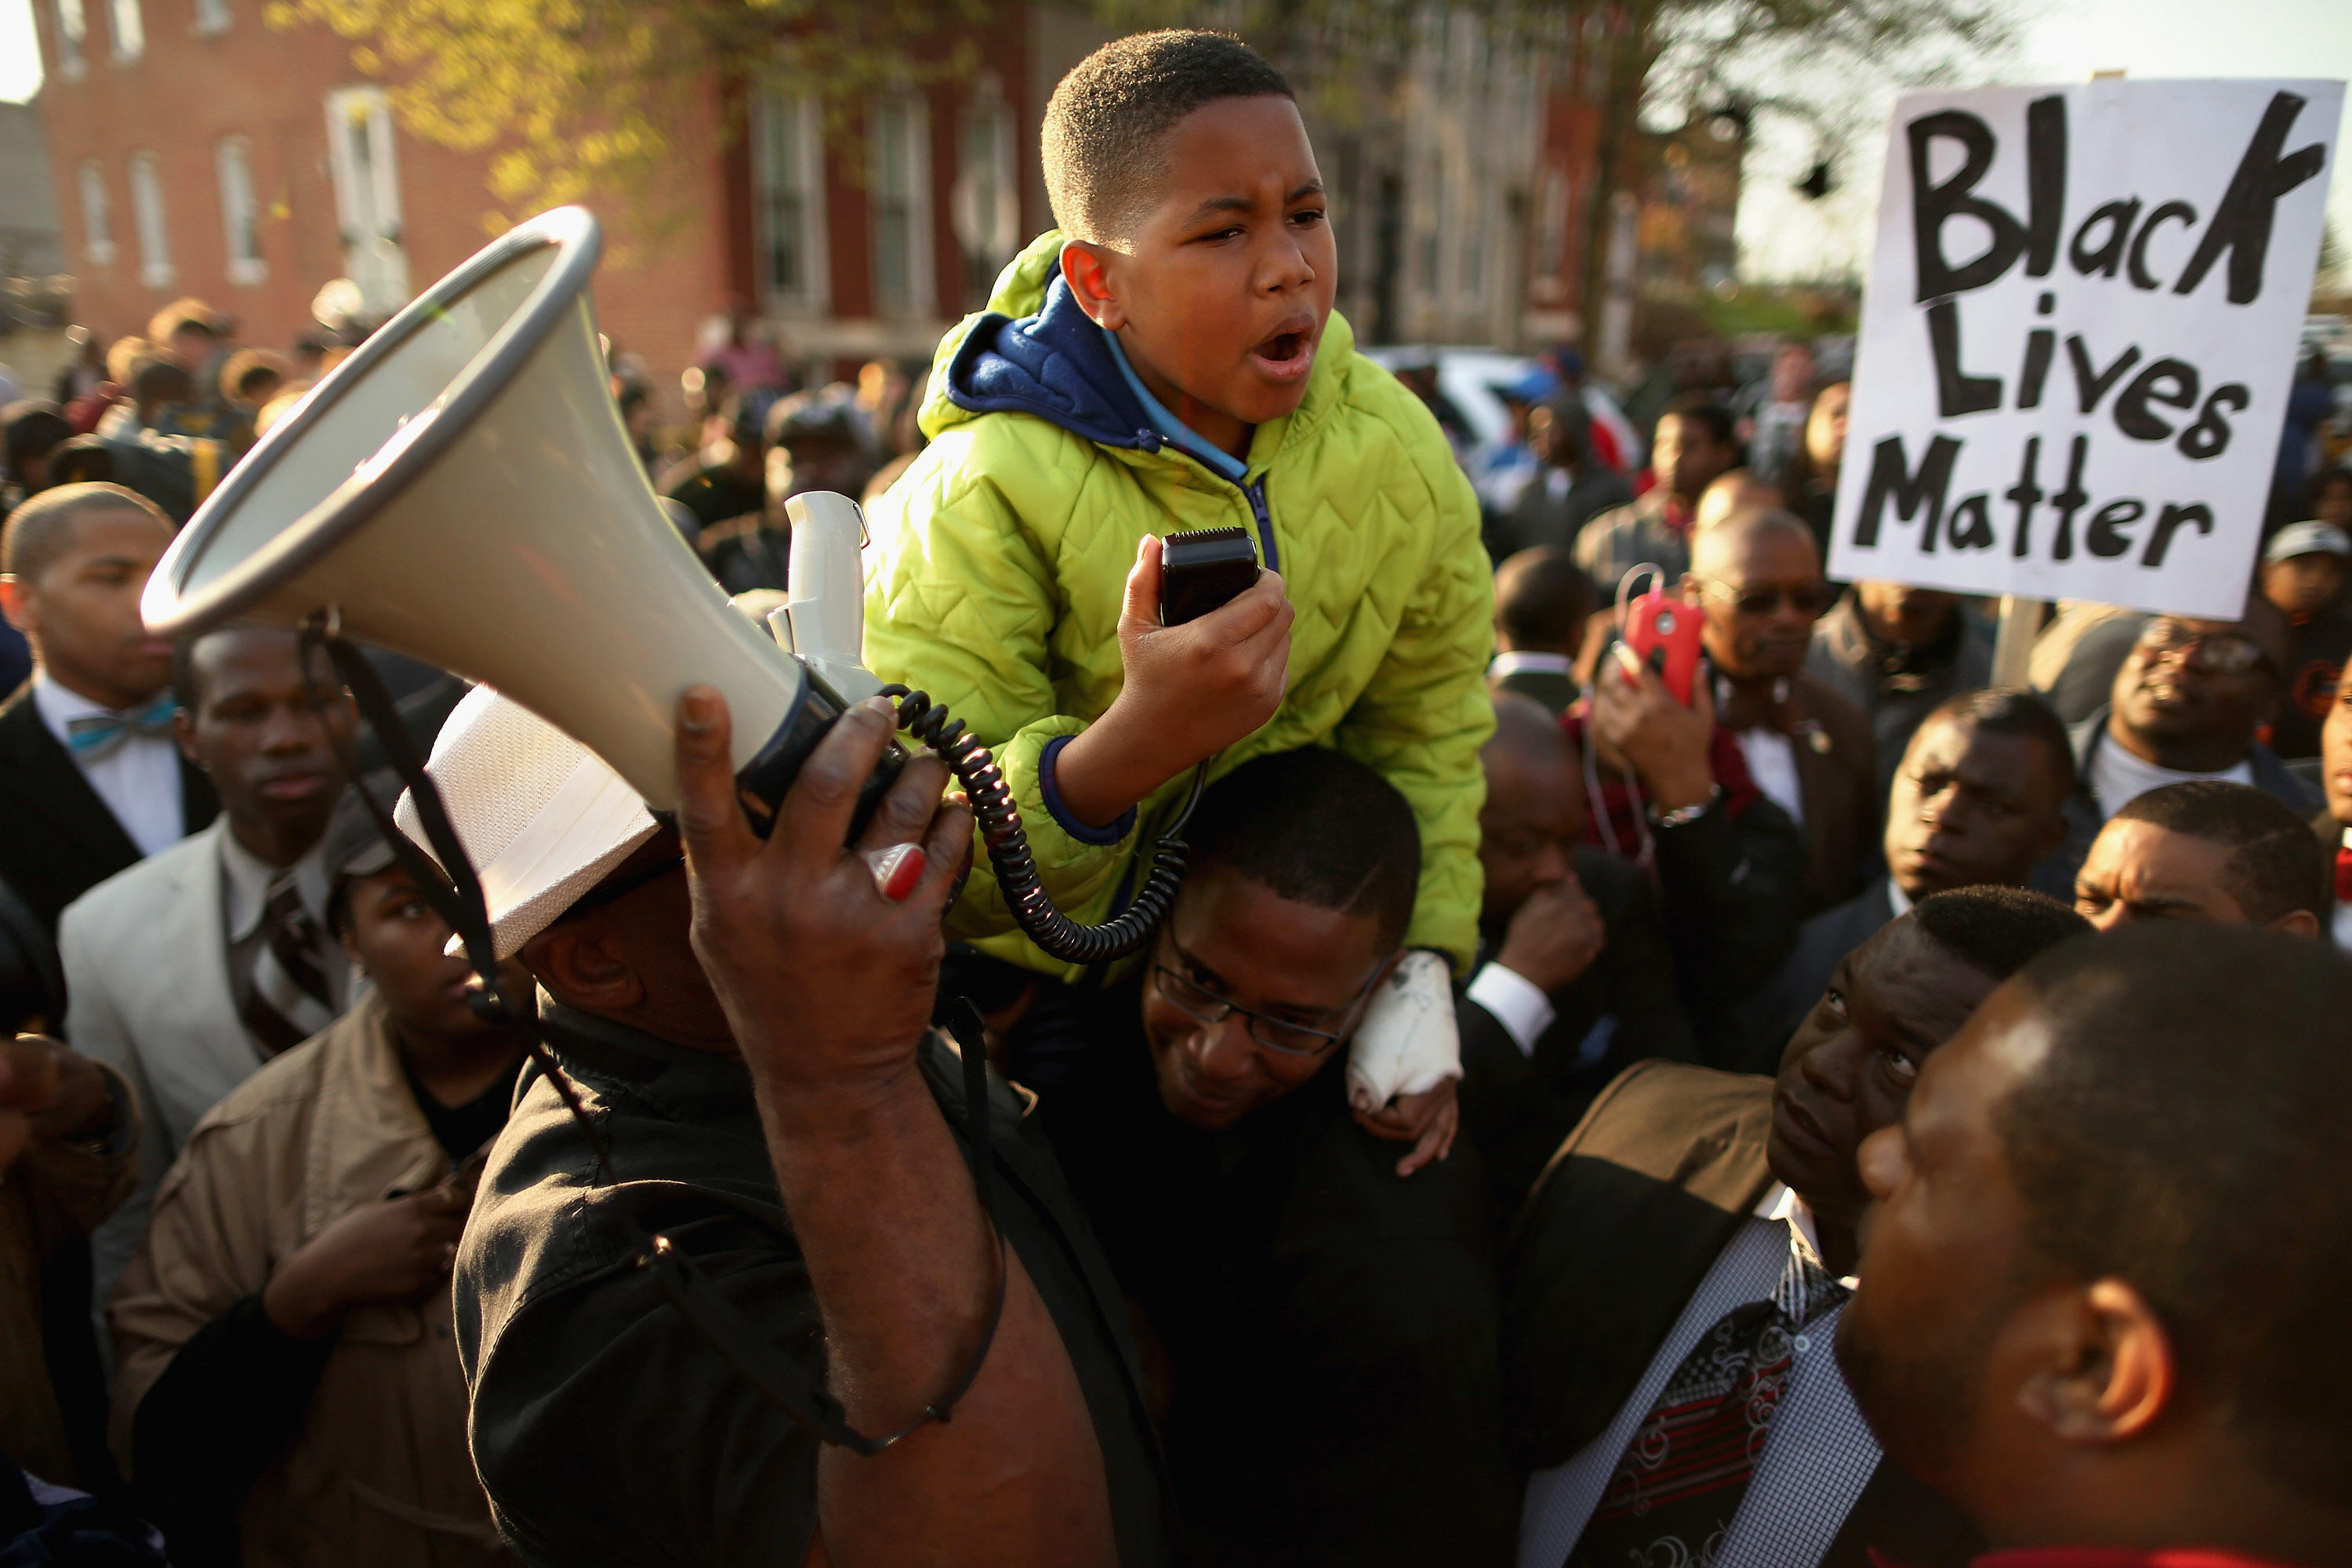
[1352, 1079, 1459, 1178]
[1053, 535, 1294, 831]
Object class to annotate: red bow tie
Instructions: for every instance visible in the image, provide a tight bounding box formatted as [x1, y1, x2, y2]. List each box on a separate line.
[2336, 845, 2352, 904]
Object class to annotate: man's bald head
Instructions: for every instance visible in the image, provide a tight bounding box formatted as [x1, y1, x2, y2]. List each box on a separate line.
[1693, 468, 1784, 534]
[1485, 689, 1577, 771]
[1690, 506, 1817, 580]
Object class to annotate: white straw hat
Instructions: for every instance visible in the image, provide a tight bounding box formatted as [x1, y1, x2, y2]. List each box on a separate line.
[394, 683, 662, 959]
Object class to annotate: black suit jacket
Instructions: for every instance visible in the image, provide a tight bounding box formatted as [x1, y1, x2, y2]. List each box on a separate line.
[1459, 848, 1695, 1210]
[1733, 877, 1898, 1075]
[0, 681, 218, 932]
[1501, 1060, 1980, 1568]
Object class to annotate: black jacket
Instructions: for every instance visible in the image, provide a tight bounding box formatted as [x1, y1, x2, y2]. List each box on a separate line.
[0, 680, 217, 933]
[1457, 848, 1695, 1210]
[1501, 1061, 1980, 1567]
[1037, 983, 1517, 1568]
[1737, 878, 1900, 1075]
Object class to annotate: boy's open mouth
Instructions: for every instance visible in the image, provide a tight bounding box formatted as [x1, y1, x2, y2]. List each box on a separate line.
[1248, 322, 1316, 383]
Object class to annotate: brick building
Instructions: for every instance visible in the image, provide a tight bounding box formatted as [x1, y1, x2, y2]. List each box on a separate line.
[27, 0, 1100, 411]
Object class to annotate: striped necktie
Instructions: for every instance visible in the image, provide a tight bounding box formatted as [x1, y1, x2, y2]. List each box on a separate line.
[1566, 1225, 1850, 1567]
[239, 870, 337, 1056]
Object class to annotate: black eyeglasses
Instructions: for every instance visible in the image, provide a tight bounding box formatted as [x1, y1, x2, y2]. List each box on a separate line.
[2136, 619, 2268, 677]
[1697, 579, 1831, 618]
[1149, 955, 1385, 1058]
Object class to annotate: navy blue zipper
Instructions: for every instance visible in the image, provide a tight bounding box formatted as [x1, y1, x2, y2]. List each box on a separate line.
[1133, 426, 1281, 572]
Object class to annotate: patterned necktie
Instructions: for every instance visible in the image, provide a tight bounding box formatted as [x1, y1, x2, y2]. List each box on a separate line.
[239, 871, 338, 1056]
[64, 691, 178, 760]
[1566, 1225, 1851, 1568]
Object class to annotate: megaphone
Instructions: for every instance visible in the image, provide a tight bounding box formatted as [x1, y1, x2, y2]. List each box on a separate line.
[142, 206, 874, 826]
[140, 205, 1184, 964]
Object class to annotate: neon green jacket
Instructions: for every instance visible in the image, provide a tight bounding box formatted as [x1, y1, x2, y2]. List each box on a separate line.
[864, 232, 1493, 981]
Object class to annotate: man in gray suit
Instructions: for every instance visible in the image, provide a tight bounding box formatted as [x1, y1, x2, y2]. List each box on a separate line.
[1742, 688, 2074, 1069]
[62, 626, 356, 1305]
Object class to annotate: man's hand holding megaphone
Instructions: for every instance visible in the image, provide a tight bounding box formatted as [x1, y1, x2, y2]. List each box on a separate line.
[673, 685, 971, 1100]
[667, 684, 1120, 1566]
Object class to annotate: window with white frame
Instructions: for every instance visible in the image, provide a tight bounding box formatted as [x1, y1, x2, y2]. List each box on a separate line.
[107, 0, 143, 61]
[53, 0, 87, 77]
[868, 96, 933, 318]
[194, 0, 230, 35]
[324, 85, 411, 313]
[128, 151, 172, 287]
[216, 136, 265, 284]
[954, 85, 1018, 303]
[78, 161, 114, 264]
[752, 93, 827, 314]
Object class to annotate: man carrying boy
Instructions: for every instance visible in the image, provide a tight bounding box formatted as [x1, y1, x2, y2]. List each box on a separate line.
[865, 31, 1494, 1154]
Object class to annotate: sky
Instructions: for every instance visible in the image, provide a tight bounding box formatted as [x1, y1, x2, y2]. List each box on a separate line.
[2, 0, 2347, 286]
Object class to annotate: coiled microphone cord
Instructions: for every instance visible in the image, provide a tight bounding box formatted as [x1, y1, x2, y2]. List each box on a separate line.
[883, 684, 1204, 964]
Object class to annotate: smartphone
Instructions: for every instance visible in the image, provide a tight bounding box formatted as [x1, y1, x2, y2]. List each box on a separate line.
[1160, 527, 1261, 626]
[1621, 586, 1704, 706]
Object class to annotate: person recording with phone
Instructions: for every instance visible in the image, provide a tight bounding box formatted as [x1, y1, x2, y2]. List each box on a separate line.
[108, 782, 537, 1568]
[440, 684, 1164, 1568]
[1577, 568, 1809, 1060]
[1684, 509, 1876, 916]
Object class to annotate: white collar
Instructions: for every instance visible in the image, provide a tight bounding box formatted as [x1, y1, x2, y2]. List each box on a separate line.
[219, 827, 332, 942]
[31, 671, 162, 731]
[1755, 1181, 1858, 1289]
[1886, 878, 1914, 920]
[1490, 650, 1577, 679]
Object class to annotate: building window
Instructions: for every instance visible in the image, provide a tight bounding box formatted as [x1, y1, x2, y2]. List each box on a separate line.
[53, 0, 87, 77]
[954, 85, 1018, 303]
[325, 85, 412, 314]
[78, 161, 114, 264]
[1461, 172, 1488, 303]
[216, 136, 266, 284]
[752, 93, 827, 314]
[128, 151, 172, 288]
[868, 95, 933, 318]
[193, 0, 230, 34]
[107, 0, 143, 62]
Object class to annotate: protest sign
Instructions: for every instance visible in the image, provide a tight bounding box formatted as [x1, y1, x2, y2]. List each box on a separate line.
[1831, 78, 2343, 619]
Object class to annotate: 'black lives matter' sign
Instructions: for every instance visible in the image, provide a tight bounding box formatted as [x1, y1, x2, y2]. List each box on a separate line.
[1832, 80, 2343, 618]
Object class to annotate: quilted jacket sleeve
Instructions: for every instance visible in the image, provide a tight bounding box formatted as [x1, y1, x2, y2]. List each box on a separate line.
[1331, 452, 1494, 975]
[862, 434, 1136, 945]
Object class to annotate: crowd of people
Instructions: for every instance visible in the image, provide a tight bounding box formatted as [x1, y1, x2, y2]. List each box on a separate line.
[3, 24, 2351, 1568]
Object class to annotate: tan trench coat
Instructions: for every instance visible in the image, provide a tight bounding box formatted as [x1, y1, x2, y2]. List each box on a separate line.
[109, 991, 510, 1568]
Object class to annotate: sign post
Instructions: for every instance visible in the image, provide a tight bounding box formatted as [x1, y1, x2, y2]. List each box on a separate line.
[1830, 78, 2343, 630]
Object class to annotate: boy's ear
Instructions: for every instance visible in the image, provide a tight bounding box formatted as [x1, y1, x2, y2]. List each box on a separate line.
[1059, 242, 1127, 332]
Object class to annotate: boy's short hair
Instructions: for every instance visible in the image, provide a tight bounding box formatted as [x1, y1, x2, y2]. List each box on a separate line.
[1187, 747, 1421, 949]
[1042, 30, 1294, 245]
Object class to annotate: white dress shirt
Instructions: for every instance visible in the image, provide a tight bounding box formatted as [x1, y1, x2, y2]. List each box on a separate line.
[1518, 1186, 1882, 1568]
[1735, 727, 1806, 829]
[217, 827, 353, 1014]
[32, 675, 187, 857]
[1490, 651, 1579, 682]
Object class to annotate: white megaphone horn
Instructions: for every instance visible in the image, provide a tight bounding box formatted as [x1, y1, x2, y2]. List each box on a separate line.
[143, 205, 1185, 964]
[141, 206, 886, 828]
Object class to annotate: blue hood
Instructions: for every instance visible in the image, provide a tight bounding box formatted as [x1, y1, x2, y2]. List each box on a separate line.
[942, 274, 1163, 452]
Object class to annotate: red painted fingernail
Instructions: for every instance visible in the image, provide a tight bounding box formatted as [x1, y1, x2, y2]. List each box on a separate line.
[864, 844, 927, 902]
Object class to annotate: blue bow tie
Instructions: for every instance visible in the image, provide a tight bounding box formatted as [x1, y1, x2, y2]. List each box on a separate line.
[65, 692, 179, 760]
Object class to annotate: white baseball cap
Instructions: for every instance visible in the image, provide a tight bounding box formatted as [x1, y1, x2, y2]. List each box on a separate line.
[2262, 521, 2352, 566]
[394, 683, 662, 959]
